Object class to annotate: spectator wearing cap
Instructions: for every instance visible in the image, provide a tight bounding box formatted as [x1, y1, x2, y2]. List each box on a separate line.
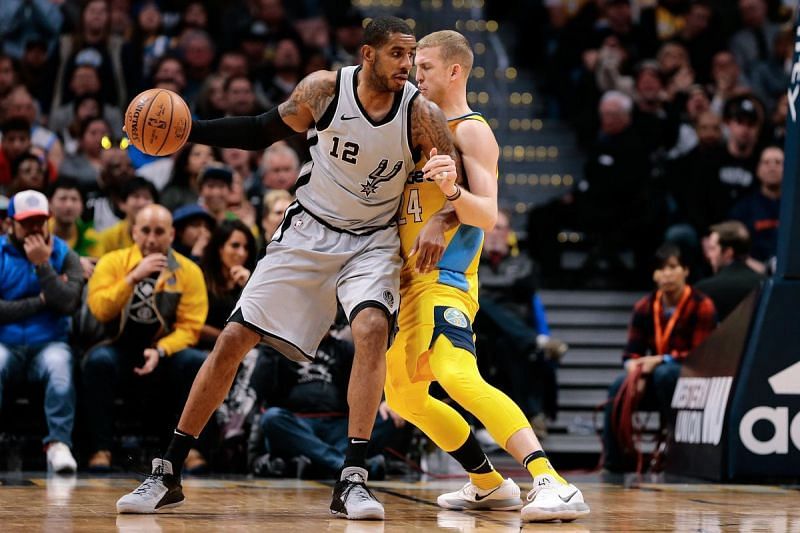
[83, 204, 208, 471]
[0, 118, 34, 188]
[0, 0, 63, 61]
[47, 177, 99, 279]
[685, 95, 763, 235]
[0, 190, 84, 473]
[172, 204, 216, 263]
[730, 145, 782, 268]
[51, 0, 127, 110]
[198, 165, 234, 223]
[93, 177, 157, 257]
[697, 221, 765, 321]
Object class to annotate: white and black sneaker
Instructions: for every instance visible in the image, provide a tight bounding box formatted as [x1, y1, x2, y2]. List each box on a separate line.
[521, 474, 590, 522]
[330, 466, 385, 520]
[437, 478, 522, 511]
[116, 459, 185, 514]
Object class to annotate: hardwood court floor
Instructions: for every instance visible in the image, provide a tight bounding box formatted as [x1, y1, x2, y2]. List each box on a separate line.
[0, 473, 798, 532]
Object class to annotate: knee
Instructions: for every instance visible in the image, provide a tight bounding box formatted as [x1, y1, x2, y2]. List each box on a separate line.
[172, 348, 207, 373]
[436, 366, 479, 404]
[41, 344, 73, 371]
[209, 326, 254, 369]
[607, 373, 627, 398]
[652, 363, 680, 391]
[260, 407, 289, 430]
[84, 346, 116, 374]
[351, 307, 389, 347]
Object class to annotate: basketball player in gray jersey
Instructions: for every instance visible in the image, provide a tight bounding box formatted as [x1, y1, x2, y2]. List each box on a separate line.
[117, 17, 460, 520]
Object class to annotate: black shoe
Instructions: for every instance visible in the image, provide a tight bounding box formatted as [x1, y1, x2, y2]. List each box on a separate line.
[116, 459, 184, 513]
[330, 466, 385, 520]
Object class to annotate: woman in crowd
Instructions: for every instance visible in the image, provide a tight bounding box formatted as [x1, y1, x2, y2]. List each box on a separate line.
[198, 219, 257, 352]
[58, 116, 110, 186]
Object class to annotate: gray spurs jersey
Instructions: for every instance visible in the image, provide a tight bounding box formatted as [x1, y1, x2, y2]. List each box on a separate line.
[296, 65, 419, 234]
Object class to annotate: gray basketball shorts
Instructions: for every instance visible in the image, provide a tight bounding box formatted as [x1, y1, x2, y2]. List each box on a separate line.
[230, 202, 401, 362]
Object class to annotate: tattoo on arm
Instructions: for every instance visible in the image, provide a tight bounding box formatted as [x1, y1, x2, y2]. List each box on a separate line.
[410, 96, 465, 187]
[278, 71, 337, 126]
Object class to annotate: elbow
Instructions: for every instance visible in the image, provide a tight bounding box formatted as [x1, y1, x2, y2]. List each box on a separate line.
[479, 210, 498, 233]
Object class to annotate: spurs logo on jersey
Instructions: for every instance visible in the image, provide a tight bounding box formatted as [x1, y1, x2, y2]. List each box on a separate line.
[361, 160, 404, 197]
[297, 65, 418, 234]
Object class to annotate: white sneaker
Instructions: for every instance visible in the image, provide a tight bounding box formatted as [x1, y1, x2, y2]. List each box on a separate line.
[521, 474, 590, 522]
[437, 478, 522, 511]
[46, 442, 77, 474]
[330, 466, 385, 520]
[116, 459, 185, 514]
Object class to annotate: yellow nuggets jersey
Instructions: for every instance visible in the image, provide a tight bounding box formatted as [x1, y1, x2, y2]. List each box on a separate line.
[391, 112, 494, 382]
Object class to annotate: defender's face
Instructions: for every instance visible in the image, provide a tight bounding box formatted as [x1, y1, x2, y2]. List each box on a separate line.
[370, 32, 416, 92]
[414, 47, 449, 104]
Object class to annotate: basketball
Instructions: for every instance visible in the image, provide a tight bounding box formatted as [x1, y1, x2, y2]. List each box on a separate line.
[124, 89, 192, 156]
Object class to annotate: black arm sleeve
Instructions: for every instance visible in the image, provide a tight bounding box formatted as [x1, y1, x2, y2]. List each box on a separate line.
[188, 107, 299, 150]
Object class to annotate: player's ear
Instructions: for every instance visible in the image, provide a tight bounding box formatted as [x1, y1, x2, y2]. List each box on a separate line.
[362, 44, 374, 64]
[450, 64, 460, 80]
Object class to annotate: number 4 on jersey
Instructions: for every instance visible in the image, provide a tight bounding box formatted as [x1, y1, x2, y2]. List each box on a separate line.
[398, 188, 422, 225]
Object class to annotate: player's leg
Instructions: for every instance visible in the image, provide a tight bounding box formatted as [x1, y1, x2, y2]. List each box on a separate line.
[384, 337, 521, 511]
[328, 305, 389, 520]
[330, 230, 401, 521]
[116, 323, 260, 514]
[428, 335, 590, 521]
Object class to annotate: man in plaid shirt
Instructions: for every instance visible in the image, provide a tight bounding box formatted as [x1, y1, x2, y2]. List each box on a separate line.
[602, 243, 717, 472]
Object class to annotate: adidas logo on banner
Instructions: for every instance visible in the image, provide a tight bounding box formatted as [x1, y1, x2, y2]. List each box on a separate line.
[739, 361, 800, 455]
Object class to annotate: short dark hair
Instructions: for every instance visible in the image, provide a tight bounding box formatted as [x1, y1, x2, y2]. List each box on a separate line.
[654, 242, 688, 270]
[223, 74, 252, 93]
[121, 176, 159, 203]
[47, 176, 84, 200]
[710, 221, 751, 260]
[11, 152, 43, 178]
[363, 16, 414, 48]
[0, 118, 31, 136]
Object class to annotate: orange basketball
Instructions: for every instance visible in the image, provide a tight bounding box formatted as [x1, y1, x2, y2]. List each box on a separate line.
[124, 89, 192, 156]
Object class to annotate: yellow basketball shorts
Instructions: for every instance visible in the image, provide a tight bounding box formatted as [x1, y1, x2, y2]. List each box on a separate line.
[389, 280, 478, 383]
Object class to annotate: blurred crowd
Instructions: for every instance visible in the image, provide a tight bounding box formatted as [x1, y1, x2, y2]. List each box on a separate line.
[507, 0, 791, 285]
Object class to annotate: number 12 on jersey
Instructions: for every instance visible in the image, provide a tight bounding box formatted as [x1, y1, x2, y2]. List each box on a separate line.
[398, 188, 423, 225]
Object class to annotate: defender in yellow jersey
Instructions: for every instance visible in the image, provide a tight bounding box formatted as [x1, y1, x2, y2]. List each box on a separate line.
[384, 31, 590, 521]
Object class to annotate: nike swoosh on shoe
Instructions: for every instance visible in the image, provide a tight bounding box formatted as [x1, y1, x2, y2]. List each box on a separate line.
[474, 486, 501, 502]
[559, 490, 578, 504]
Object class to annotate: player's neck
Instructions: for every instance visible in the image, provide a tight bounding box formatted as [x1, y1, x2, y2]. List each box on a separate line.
[356, 70, 396, 113]
[438, 86, 470, 118]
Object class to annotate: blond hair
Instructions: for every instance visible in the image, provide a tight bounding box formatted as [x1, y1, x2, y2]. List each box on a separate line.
[418, 30, 474, 76]
[263, 189, 293, 215]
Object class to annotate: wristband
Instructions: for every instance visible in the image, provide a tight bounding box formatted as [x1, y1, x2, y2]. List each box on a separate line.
[157, 347, 167, 359]
[445, 185, 462, 201]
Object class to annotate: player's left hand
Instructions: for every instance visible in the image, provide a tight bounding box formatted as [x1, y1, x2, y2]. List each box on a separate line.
[422, 148, 457, 197]
[410, 215, 447, 274]
[135, 348, 160, 376]
[378, 401, 406, 428]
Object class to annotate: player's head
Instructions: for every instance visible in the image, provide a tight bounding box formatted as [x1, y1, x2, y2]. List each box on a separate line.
[361, 16, 416, 93]
[415, 30, 473, 103]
